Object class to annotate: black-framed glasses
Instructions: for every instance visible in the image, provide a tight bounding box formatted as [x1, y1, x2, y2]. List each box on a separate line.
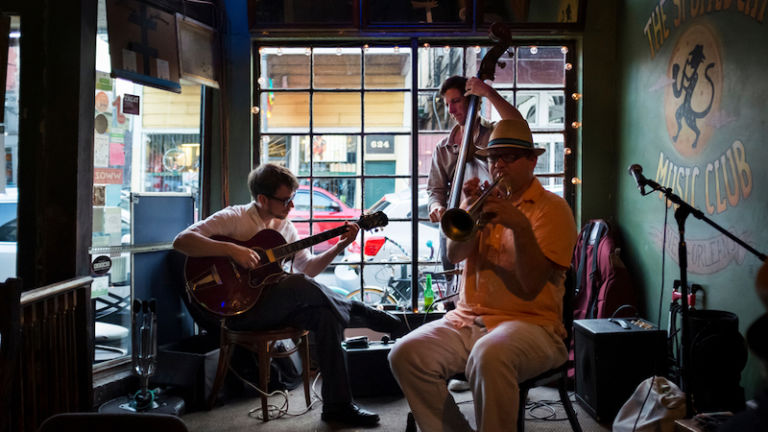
[264, 192, 296, 207]
[487, 152, 528, 165]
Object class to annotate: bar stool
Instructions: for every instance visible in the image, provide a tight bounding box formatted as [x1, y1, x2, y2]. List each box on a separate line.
[207, 322, 311, 421]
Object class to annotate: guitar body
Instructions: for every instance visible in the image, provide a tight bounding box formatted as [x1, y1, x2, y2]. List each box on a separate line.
[184, 230, 288, 317]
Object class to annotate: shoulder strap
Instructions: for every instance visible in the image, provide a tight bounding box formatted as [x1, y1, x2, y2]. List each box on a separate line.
[574, 221, 594, 296]
[586, 221, 608, 318]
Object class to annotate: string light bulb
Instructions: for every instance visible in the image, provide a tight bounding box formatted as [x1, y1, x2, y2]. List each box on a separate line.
[305, 47, 311, 56]
[336, 47, 342, 56]
[564, 147, 572, 155]
[257, 77, 266, 87]
[571, 177, 582, 185]
[423, 43, 430, 48]
[251, 106, 260, 114]
[443, 45, 451, 53]
[571, 93, 582, 101]
[571, 121, 582, 129]
[276, 47, 283, 56]
[529, 46, 538, 54]
[393, 46, 400, 53]
[474, 46, 481, 53]
[363, 44, 369, 52]
[561, 46, 569, 54]
[565, 63, 573, 71]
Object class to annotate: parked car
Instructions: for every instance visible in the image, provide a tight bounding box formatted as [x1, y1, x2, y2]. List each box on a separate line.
[289, 185, 361, 253]
[334, 187, 441, 292]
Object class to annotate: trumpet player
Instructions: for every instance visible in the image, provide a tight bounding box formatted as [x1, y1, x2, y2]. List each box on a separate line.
[390, 118, 577, 432]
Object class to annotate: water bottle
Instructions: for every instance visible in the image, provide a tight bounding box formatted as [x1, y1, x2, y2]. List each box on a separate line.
[423, 273, 434, 311]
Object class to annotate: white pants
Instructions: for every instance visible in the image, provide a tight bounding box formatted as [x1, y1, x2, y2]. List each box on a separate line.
[388, 318, 567, 432]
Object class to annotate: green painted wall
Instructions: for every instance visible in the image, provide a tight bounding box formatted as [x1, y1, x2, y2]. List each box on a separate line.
[615, 1, 768, 399]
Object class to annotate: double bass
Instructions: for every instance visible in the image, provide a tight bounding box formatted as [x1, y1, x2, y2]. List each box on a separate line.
[445, 23, 514, 212]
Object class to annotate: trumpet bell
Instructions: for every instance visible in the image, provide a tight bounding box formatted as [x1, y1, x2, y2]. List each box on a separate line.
[440, 207, 476, 242]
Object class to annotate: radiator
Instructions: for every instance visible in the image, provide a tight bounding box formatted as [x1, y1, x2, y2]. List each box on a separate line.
[12, 276, 94, 432]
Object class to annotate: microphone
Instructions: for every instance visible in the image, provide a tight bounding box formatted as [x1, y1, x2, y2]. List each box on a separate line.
[628, 164, 647, 192]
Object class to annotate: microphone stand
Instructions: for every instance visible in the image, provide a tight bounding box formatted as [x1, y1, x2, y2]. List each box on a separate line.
[638, 178, 766, 417]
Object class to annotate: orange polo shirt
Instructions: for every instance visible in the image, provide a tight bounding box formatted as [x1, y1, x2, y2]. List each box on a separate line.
[444, 178, 577, 338]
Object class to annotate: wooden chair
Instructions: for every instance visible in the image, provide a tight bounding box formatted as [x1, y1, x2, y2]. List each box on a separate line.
[207, 322, 311, 422]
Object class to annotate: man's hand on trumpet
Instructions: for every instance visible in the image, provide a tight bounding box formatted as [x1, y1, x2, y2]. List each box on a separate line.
[482, 194, 531, 232]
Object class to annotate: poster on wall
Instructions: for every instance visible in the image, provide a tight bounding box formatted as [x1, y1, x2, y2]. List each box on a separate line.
[632, 2, 767, 277]
[106, 0, 182, 93]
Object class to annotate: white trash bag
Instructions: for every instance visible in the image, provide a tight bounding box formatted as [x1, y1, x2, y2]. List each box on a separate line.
[612, 376, 687, 432]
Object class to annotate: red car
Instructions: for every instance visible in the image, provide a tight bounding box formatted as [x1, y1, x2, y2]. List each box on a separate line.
[288, 185, 361, 252]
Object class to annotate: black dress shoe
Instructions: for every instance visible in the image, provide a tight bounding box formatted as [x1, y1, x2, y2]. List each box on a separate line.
[350, 301, 403, 333]
[321, 403, 380, 427]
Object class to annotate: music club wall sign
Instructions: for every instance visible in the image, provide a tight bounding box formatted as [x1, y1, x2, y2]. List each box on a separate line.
[639, 2, 765, 275]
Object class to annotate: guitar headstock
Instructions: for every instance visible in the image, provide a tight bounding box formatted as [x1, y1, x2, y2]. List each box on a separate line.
[357, 211, 388, 231]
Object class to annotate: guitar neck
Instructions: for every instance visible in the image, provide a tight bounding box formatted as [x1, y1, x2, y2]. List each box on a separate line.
[272, 224, 349, 259]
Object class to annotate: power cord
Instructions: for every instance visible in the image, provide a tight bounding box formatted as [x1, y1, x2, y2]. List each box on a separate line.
[228, 365, 324, 421]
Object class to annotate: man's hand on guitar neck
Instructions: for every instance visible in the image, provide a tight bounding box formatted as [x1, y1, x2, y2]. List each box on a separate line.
[337, 221, 360, 249]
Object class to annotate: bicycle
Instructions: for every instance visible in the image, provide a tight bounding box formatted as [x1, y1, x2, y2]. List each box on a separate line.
[342, 236, 453, 309]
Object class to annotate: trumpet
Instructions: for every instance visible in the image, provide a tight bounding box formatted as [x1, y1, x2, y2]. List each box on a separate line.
[440, 175, 509, 242]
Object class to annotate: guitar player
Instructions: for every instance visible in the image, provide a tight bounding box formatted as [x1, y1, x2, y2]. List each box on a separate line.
[173, 163, 403, 427]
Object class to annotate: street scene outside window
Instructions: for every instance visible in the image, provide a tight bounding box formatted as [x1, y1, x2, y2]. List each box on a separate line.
[89, 0, 203, 365]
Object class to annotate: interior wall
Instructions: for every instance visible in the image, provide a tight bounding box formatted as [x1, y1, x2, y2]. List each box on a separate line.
[615, 1, 768, 398]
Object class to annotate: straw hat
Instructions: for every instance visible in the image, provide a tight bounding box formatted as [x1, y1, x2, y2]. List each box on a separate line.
[476, 118, 544, 156]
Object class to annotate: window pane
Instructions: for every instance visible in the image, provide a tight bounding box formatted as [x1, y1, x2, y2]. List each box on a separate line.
[417, 91, 449, 132]
[314, 48, 361, 89]
[259, 47, 310, 89]
[478, 90, 514, 122]
[548, 92, 565, 127]
[517, 46, 566, 87]
[260, 134, 310, 167]
[314, 92, 360, 131]
[0, 16, 19, 282]
[261, 91, 309, 132]
[465, 46, 515, 85]
[300, 135, 360, 176]
[364, 47, 411, 89]
[517, 92, 538, 125]
[418, 132, 448, 177]
[364, 91, 411, 132]
[417, 46, 463, 89]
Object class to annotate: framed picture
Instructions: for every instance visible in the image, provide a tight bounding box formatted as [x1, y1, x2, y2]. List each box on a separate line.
[176, 14, 219, 88]
[106, 0, 182, 93]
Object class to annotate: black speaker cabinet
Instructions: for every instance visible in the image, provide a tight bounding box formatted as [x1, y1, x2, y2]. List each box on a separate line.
[574, 318, 667, 423]
[343, 341, 402, 397]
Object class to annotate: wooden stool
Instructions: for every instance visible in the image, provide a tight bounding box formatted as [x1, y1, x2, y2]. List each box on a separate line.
[208, 323, 311, 421]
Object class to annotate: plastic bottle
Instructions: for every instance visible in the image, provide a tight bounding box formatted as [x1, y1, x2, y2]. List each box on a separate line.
[423, 273, 434, 312]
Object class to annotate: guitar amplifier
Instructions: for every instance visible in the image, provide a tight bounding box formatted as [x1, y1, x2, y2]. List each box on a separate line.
[574, 318, 667, 423]
[342, 341, 402, 397]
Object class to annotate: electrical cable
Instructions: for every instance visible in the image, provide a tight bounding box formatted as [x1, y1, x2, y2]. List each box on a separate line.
[228, 364, 323, 421]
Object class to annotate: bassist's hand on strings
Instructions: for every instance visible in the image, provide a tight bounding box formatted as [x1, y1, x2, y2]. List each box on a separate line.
[464, 77, 493, 99]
